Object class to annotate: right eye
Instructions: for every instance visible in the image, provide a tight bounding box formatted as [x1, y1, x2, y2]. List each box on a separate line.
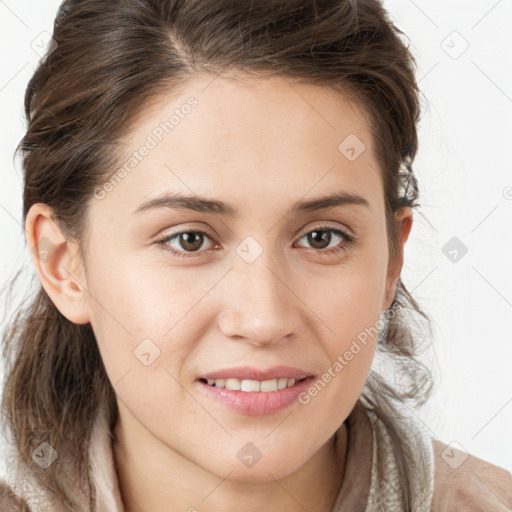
[156, 229, 219, 259]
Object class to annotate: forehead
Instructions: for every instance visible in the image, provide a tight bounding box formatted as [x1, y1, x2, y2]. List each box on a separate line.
[92, 72, 383, 222]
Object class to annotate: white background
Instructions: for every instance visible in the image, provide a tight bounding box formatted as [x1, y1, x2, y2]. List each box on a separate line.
[1, 0, 511, 475]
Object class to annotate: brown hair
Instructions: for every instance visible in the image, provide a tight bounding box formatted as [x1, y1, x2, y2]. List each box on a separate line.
[0, 480, 31, 511]
[1, 0, 433, 509]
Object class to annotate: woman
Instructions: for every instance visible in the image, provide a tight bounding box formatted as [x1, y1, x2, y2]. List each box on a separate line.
[1, 0, 511, 510]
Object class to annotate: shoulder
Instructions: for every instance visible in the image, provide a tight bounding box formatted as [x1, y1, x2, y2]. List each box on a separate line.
[0, 480, 31, 511]
[431, 438, 512, 511]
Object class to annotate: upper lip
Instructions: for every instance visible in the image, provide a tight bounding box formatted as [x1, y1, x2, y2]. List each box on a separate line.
[199, 365, 314, 381]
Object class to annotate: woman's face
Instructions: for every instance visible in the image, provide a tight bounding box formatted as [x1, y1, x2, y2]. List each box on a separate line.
[79, 73, 409, 481]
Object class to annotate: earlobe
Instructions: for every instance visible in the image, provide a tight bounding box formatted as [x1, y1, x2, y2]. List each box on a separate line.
[25, 203, 91, 325]
[383, 207, 413, 310]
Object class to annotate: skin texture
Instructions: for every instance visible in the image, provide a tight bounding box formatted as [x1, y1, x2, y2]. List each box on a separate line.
[25, 72, 412, 512]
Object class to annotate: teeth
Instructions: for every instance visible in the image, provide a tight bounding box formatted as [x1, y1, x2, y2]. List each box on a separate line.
[204, 377, 298, 392]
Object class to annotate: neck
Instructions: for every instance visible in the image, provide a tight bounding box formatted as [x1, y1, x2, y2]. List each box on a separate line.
[113, 418, 348, 512]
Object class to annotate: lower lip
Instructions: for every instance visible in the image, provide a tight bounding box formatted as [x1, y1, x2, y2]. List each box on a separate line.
[196, 377, 315, 415]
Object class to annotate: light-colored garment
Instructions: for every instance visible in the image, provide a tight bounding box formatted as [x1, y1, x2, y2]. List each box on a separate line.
[331, 399, 434, 511]
[333, 400, 512, 511]
[1, 399, 511, 511]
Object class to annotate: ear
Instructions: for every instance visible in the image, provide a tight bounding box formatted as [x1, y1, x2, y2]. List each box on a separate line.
[25, 203, 91, 324]
[382, 207, 413, 311]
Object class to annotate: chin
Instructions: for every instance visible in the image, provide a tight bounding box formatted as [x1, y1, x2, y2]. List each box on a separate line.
[204, 453, 302, 483]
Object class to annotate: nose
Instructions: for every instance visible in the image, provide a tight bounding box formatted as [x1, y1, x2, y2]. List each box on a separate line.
[216, 257, 304, 347]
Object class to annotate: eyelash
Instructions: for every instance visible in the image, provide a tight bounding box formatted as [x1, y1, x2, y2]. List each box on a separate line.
[156, 226, 355, 260]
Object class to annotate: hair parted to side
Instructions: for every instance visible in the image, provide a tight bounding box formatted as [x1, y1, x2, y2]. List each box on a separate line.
[1, 0, 434, 509]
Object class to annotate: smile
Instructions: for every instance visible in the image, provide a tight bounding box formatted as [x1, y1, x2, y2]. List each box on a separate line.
[199, 377, 306, 392]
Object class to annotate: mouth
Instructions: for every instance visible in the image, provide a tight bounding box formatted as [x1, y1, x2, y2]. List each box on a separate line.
[194, 365, 315, 414]
[195, 374, 316, 415]
[198, 376, 310, 392]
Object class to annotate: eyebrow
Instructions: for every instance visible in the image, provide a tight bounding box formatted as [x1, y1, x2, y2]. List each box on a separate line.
[132, 190, 371, 217]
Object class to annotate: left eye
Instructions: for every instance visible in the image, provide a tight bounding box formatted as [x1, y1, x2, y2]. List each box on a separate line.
[294, 227, 353, 253]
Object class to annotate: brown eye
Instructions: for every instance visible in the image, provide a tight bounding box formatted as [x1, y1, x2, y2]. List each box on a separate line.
[157, 229, 217, 259]
[176, 231, 206, 252]
[305, 229, 335, 249]
[295, 227, 354, 256]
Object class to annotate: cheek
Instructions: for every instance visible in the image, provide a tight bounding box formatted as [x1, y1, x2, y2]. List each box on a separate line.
[302, 250, 387, 342]
[85, 253, 211, 384]
[296, 245, 387, 389]
[311, 278, 381, 391]
[295, 265, 385, 429]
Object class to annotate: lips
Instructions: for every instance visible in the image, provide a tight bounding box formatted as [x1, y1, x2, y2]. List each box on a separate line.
[196, 374, 316, 415]
[198, 365, 314, 382]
